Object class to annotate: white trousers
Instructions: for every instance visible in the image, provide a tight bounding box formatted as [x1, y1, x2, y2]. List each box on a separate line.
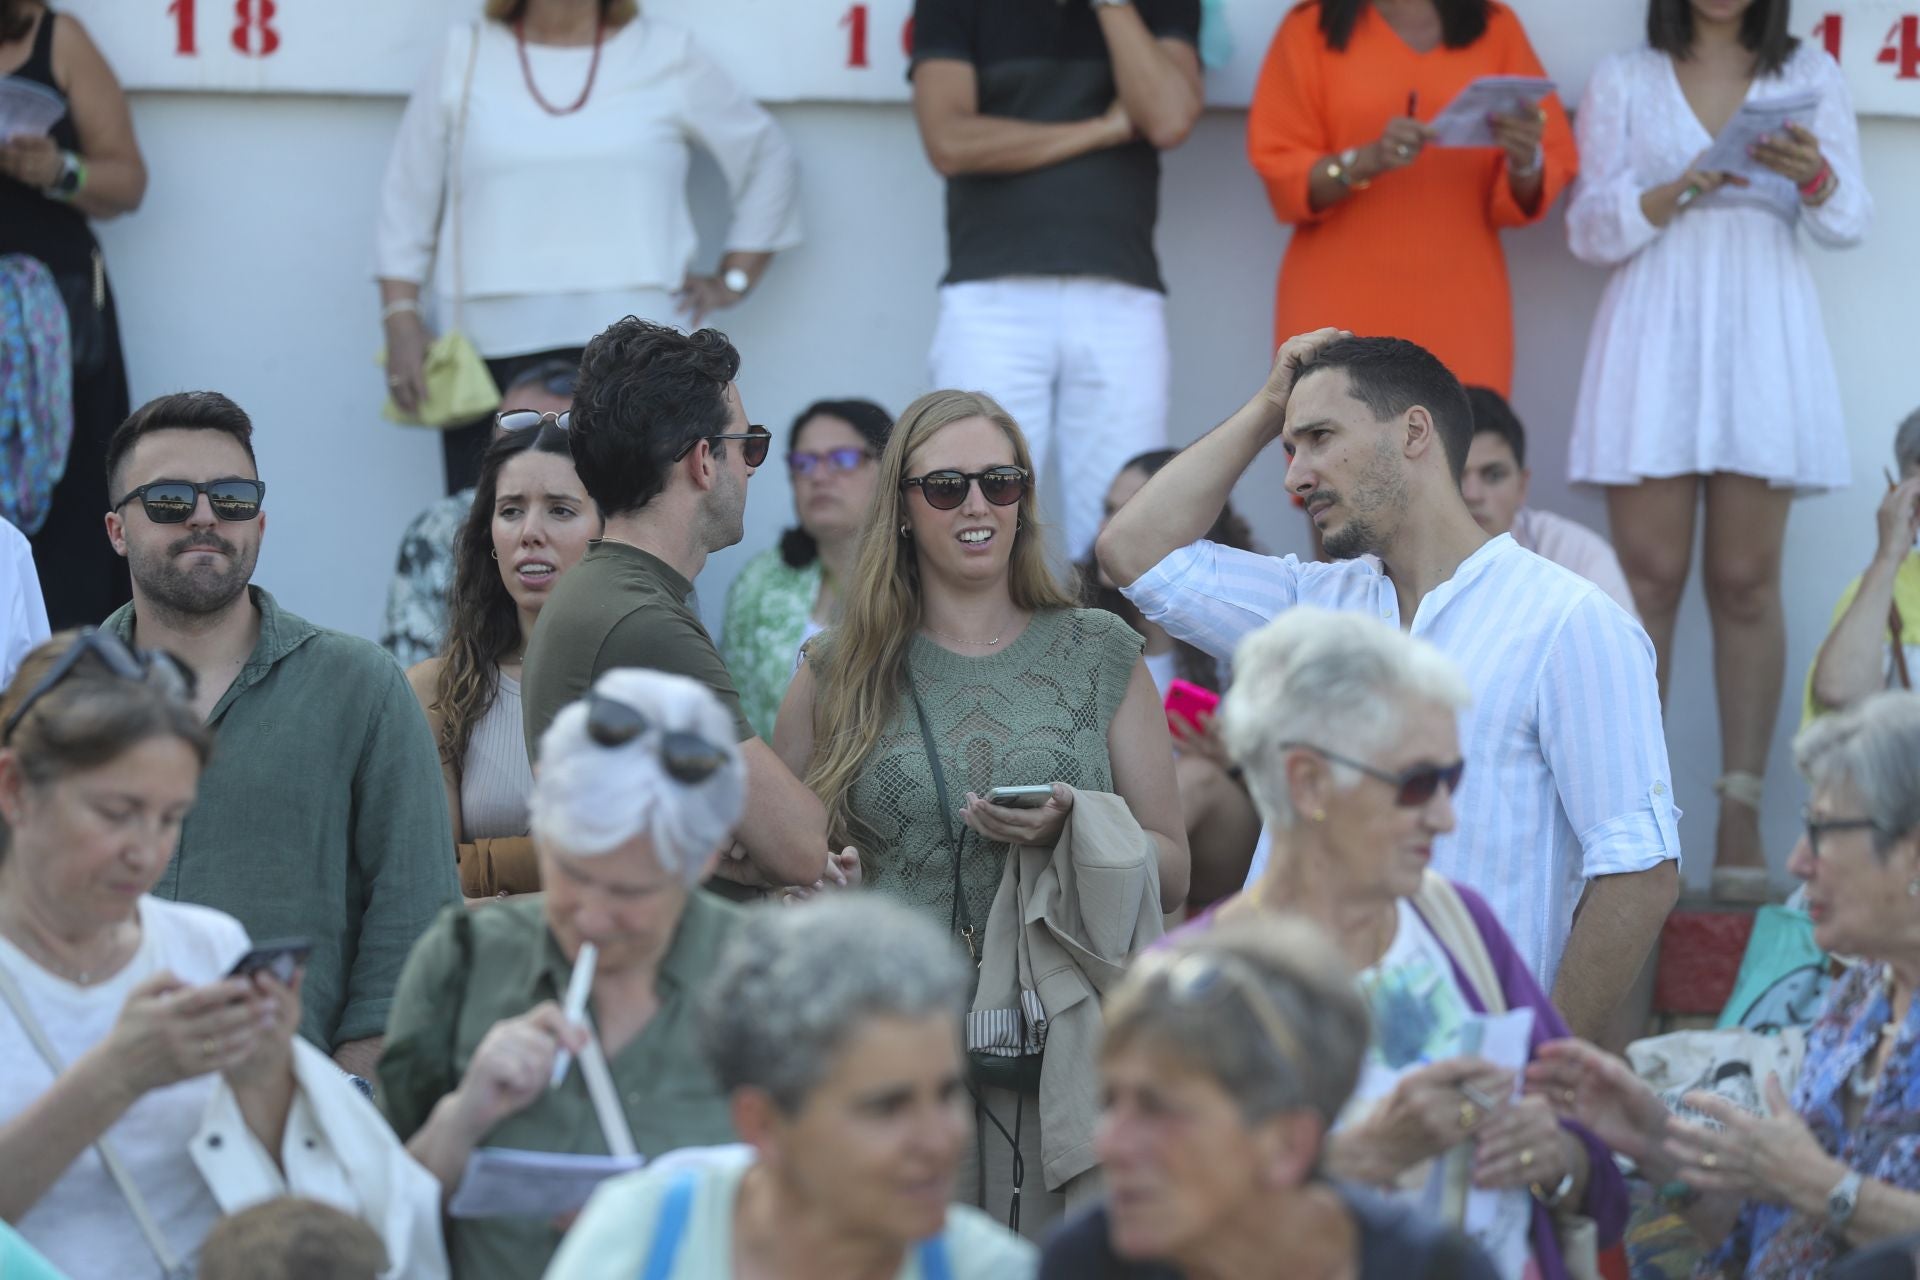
[929, 277, 1170, 561]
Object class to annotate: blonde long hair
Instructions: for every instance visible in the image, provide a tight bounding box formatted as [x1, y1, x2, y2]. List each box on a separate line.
[806, 391, 1078, 851]
[484, 0, 638, 24]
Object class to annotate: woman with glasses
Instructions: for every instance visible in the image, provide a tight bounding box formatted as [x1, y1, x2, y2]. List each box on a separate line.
[549, 895, 1038, 1278]
[774, 389, 1188, 1239]
[1169, 607, 1625, 1280]
[720, 398, 892, 740]
[1042, 918, 1498, 1279]
[0, 631, 445, 1277]
[379, 667, 748, 1280]
[406, 412, 603, 899]
[1529, 690, 1920, 1280]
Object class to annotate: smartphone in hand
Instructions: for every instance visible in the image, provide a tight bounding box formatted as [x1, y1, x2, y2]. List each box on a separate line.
[987, 785, 1054, 809]
[227, 938, 312, 985]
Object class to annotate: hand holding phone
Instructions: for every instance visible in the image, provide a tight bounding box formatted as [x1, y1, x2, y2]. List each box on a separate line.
[1164, 678, 1221, 738]
[227, 938, 312, 986]
[987, 784, 1055, 809]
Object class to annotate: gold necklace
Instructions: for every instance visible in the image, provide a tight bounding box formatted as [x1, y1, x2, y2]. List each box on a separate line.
[922, 625, 1003, 647]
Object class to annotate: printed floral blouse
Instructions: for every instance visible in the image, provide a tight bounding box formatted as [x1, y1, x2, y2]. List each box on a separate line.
[720, 547, 821, 740]
[1704, 962, 1920, 1279]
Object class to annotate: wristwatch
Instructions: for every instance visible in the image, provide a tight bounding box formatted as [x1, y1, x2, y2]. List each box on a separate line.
[1828, 1169, 1864, 1229]
[46, 150, 86, 202]
[1325, 147, 1372, 191]
[721, 267, 751, 296]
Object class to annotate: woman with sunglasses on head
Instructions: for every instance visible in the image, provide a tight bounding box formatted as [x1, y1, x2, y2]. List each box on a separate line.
[720, 398, 892, 741]
[1528, 690, 1920, 1280]
[775, 389, 1188, 1240]
[1042, 917, 1498, 1280]
[380, 667, 749, 1280]
[406, 411, 603, 900]
[1167, 607, 1625, 1280]
[0, 631, 446, 1277]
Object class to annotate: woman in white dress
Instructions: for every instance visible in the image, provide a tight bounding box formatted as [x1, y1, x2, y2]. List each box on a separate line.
[1566, 0, 1870, 900]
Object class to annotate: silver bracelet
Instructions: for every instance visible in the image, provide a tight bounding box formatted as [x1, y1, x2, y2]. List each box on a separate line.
[380, 298, 422, 322]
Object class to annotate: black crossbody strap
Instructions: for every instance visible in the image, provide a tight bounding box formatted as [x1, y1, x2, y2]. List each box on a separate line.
[906, 676, 976, 958]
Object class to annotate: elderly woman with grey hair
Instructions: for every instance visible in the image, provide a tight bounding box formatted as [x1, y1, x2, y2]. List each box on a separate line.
[1041, 918, 1499, 1279]
[377, 667, 749, 1280]
[1142, 607, 1625, 1280]
[1531, 690, 1920, 1280]
[545, 895, 1039, 1278]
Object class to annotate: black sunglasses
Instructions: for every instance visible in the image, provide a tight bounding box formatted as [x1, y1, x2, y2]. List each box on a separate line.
[584, 692, 731, 785]
[496, 409, 570, 433]
[672, 424, 771, 468]
[3, 629, 198, 744]
[787, 447, 872, 476]
[901, 466, 1028, 512]
[111, 479, 265, 525]
[1280, 741, 1466, 808]
[1801, 805, 1883, 861]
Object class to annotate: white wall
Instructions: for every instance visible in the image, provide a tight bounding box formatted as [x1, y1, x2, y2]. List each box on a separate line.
[91, 90, 1920, 890]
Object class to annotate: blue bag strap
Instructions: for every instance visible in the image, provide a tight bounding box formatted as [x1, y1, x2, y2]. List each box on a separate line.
[916, 1234, 954, 1280]
[637, 1170, 700, 1280]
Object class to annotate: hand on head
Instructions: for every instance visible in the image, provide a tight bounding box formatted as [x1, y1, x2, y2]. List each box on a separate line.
[1261, 328, 1352, 416]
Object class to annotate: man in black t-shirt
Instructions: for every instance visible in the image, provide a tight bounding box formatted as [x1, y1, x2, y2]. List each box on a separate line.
[910, 0, 1201, 561]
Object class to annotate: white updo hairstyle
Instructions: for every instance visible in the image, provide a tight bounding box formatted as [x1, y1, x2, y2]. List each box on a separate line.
[1220, 607, 1470, 832]
[530, 668, 747, 885]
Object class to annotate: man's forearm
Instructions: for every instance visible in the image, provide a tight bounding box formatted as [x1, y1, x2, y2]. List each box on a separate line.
[738, 738, 831, 885]
[922, 111, 1121, 177]
[1811, 556, 1902, 712]
[1551, 862, 1679, 1042]
[332, 1036, 383, 1082]
[1096, 6, 1201, 149]
[1096, 394, 1281, 588]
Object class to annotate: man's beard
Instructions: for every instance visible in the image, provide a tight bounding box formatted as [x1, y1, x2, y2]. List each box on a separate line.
[1316, 444, 1405, 562]
[131, 530, 256, 617]
[700, 467, 747, 554]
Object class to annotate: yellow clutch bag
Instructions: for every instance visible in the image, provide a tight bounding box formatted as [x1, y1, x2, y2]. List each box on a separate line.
[379, 330, 499, 428]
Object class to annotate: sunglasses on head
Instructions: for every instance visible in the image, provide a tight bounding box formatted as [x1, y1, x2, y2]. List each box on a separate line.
[111, 479, 265, 525]
[901, 466, 1028, 511]
[496, 409, 570, 433]
[1280, 742, 1466, 808]
[1158, 951, 1306, 1074]
[584, 692, 731, 785]
[672, 424, 771, 468]
[787, 447, 872, 476]
[3, 629, 198, 744]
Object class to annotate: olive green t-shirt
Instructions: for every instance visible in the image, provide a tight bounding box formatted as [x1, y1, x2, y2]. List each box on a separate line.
[521, 540, 754, 757]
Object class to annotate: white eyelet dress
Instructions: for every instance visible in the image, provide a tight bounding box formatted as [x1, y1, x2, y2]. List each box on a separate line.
[1565, 43, 1871, 493]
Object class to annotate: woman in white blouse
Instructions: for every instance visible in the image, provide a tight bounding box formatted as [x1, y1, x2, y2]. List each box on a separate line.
[1566, 0, 1870, 901]
[375, 0, 802, 493]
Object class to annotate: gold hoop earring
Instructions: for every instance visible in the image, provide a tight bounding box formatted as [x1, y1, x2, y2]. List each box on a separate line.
[489, 549, 498, 561]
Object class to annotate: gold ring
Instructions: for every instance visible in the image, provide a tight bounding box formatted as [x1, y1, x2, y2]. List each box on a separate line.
[1520, 1148, 1535, 1168]
[1702, 1153, 1719, 1170]
[1459, 1102, 1479, 1130]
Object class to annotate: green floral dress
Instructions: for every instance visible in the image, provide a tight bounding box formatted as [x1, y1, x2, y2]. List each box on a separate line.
[719, 548, 822, 740]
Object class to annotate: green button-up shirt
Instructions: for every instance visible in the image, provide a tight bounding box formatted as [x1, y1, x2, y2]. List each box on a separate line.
[105, 587, 459, 1049]
[377, 891, 742, 1280]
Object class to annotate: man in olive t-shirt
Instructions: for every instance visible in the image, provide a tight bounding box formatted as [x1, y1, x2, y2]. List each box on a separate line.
[522, 319, 831, 891]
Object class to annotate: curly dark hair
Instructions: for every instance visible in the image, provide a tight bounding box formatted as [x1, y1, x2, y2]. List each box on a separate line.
[1647, 0, 1797, 76]
[778, 398, 895, 569]
[434, 420, 582, 774]
[1077, 448, 1259, 693]
[1311, 0, 1488, 52]
[569, 318, 741, 518]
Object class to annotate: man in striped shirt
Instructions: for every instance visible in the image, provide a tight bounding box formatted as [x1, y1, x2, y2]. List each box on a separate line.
[1097, 329, 1679, 1041]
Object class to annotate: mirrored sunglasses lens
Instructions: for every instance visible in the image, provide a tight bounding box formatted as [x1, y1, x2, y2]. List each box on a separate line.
[979, 472, 1025, 506]
[920, 476, 968, 509]
[206, 482, 261, 519]
[141, 485, 198, 522]
[498, 411, 544, 432]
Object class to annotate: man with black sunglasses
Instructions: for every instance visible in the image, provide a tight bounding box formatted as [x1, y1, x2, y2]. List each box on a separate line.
[523, 318, 837, 896]
[99, 391, 459, 1076]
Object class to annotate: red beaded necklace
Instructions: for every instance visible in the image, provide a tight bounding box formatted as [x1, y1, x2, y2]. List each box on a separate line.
[513, 16, 606, 116]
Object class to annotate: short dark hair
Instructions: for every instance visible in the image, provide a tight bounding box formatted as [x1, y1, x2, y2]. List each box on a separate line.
[1647, 0, 1797, 75]
[568, 319, 741, 518]
[105, 392, 259, 504]
[1315, 0, 1487, 51]
[779, 398, 895, 569]
[1464, 386, 1527, 470]
[1294, 337, 1475, 481]
[198, 1198, 389, 1280]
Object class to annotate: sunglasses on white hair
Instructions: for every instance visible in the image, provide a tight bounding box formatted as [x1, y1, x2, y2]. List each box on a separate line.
[584, 692, 729, 785]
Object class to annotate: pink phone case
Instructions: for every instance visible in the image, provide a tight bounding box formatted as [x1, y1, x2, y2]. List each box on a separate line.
[1164, 678, 1220, 737]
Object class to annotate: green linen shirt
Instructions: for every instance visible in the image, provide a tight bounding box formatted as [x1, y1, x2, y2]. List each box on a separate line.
[105, 587, 459, 1049]
[377, 892, 742, 1280]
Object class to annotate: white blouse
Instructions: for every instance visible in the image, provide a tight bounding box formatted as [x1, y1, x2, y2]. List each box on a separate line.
[375, 19, 802, 356]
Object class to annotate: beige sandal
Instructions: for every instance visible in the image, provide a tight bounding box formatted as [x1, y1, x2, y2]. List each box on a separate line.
[1711, 771, 1775, 904]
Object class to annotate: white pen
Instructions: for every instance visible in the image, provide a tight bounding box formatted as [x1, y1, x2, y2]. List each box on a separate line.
[549, 941, 597, 1089]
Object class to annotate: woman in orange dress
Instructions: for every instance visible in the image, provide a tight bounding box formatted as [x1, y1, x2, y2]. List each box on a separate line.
[1248, 0, 1577, 396]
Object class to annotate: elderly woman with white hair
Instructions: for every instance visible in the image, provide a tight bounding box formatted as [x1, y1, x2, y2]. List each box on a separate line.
[1163, 607, 1626, 1280]
[545, 895, 1039, 1278]
[1529, 690, 1920, 1280]
[378, 667, 749, 1280]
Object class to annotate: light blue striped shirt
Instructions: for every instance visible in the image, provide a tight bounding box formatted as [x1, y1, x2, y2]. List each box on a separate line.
[1126, 533, 1680, 991]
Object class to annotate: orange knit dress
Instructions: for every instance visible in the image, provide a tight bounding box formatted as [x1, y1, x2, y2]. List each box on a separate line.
[1248, 1, 1577, 394]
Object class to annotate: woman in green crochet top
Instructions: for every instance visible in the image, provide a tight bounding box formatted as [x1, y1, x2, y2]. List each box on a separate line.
[773, 389, 1189, 1242]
